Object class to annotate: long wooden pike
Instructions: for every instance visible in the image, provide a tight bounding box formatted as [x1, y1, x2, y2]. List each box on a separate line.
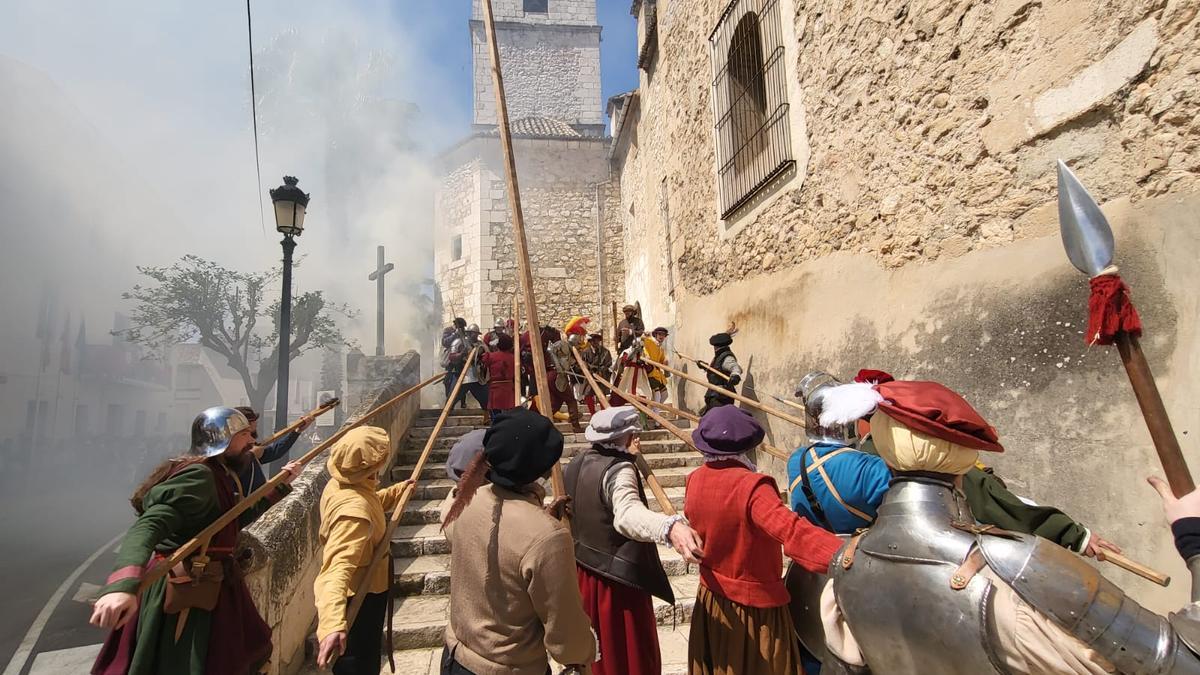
[342, 348, 480, 639]
[512, 294, 521, 406]
[481, 0, 567, 505]
[571, 346, 675, 514]
[642, 356, 807, 429]
[590, 370, 791, 463]
[673, 350, 805, 413]
[137, 371, 446, 594]
[256, 396, 340, 448]
[1057, 160, 1194, 496]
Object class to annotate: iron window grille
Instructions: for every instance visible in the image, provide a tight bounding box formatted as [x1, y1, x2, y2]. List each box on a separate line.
[709, 0, 794, 220]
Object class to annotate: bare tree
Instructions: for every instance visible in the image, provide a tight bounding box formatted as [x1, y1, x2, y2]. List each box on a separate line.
[117, 255, 354, 413]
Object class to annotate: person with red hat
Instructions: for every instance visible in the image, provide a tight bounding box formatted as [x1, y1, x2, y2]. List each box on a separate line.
[806, 379, 1166, 675]
[683, 405, 842, 674]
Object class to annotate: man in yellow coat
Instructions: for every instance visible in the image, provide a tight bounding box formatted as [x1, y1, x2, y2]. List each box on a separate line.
[642, 327, 670, 405]
[313, 426, 412, 674]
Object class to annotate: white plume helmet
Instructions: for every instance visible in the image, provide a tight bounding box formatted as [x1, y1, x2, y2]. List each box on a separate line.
[815, 382, 884, 428]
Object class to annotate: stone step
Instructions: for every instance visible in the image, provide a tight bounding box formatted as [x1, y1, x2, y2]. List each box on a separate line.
[393, 485, 688, 528]
[398, 464, 697, 507]
[392, 543, 698, 598]
[299, 623, 694, 675]
[396, 438, 693, 467]
[414, 410, 594, 426]
[392, 451, 704, 484]
[387, 574, 699, 651]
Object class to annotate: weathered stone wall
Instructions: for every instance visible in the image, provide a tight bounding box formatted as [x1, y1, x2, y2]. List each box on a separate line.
[473, 0, 598, 26]
[436, 135, 612, 332]
[599, 177, 626, 336]
[239, 351, 421, 675]
[471, 20, 603, 130]
[434, 162, 480, 325]
[618, 0, 1200, 612]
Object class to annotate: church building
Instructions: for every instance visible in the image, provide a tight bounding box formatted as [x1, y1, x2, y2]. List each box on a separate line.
[433, 0, 625, 332]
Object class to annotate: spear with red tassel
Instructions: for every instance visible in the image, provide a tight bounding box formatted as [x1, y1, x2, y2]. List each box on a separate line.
[1057, 160, 1194, 497]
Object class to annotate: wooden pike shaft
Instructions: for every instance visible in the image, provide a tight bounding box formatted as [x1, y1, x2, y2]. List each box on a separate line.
[591, 369, 791, 463]
[1116, 333, 1195, 496]
[571, 347, 675, 515]
[1103, 549, 1170, 587]
[344, 348, 480, 632]
[256, 398, 339, 448]
[674, 350, 806, 413]
[481, 0, 566, 503]
[513, 294, 522, 406]
[642, 356, 807, 429]
[138, 371, 446, 593]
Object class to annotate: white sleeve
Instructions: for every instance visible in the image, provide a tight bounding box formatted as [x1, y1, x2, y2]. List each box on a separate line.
[602, 463, 677, 544]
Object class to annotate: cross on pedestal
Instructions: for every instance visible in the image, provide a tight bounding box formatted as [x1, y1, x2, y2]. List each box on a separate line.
[367, 245, 394, 356]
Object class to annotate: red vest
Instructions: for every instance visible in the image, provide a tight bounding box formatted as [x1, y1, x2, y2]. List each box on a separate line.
[684, 461, 790, 608]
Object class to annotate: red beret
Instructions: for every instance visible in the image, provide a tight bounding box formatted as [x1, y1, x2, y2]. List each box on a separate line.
[854, 369, 894, 384]
[875, 381, 1003, 453]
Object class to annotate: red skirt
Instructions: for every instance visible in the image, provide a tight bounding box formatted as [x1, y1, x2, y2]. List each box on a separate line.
[576, 565, 661, 675]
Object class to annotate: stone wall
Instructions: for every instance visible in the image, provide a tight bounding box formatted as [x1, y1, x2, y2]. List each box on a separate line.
[435, 135, 613, 332]
[434, 162, 480, 324]
[239, 351, 421, 675]
[471, 21, 603, 131]
[617, 0, 1200, 612]
[474, 0, 598, 26]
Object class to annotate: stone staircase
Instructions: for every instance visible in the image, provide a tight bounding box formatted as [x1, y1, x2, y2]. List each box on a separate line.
[381, 407, 702, 673]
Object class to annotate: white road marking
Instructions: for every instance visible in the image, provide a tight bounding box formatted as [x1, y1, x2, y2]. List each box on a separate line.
[28, 644, 103, 675]
[2, 533, 121, 675]
[71, 583, 101, 604]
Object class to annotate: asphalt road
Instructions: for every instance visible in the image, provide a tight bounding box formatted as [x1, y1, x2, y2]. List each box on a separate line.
[0, 467, 133, 675]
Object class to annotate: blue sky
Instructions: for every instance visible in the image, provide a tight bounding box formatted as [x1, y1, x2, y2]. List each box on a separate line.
[395, 0, 640, 134]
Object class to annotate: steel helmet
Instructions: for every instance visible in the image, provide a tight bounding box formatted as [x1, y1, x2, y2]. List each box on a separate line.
[466, 323, 481, 334]
[796, 371, 859, 447]
[190, 406, 251, 458]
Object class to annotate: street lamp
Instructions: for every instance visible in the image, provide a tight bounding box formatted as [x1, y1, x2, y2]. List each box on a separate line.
[269, 176, 310, 449]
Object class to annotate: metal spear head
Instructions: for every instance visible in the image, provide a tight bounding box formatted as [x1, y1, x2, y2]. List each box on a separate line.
[1057, 160, 1115, 276]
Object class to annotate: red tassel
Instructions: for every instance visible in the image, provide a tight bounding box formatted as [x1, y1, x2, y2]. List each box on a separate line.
[1087, 274, 1143, 346]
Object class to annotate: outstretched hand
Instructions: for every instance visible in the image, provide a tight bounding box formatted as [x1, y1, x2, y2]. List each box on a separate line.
[1147, 476, 1200, 523]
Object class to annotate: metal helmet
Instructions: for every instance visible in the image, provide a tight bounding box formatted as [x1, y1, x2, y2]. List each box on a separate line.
[795, 371, 859, 446]
[465, 323, 481, 334]
[493, 318, 506, 329]
[190, 406, 250, 458]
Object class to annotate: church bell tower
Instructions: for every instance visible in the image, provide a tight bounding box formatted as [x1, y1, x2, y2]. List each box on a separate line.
[471, 0, 604, 136]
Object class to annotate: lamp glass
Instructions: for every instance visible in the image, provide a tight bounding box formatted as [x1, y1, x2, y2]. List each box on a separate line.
[273, 201, 306, 236]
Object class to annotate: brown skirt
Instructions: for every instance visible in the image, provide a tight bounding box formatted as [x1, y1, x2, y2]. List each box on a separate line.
[687, 584, 803, 675]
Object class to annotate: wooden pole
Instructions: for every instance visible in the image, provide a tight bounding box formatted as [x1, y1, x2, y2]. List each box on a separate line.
[1116, 333, 1194, 496]
[611, 301, 619, 350]
[342, 349, 480, 632]
[642, 356, 807, 429]
[1102, 549, 1170, 587]
[138, 371, 446, 593]
[674, 350, 806, 413]
[590, 376, 791, 462]
[513, 294, 522, 406]
[256, 397, 340, 448]
[481, 0, 566, 502]
[571, 346, 675, 514]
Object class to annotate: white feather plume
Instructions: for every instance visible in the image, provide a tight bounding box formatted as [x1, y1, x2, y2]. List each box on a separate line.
[816, 382, 884, 426]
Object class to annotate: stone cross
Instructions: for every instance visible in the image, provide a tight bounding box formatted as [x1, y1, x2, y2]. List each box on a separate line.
[367, 245, 394, 356]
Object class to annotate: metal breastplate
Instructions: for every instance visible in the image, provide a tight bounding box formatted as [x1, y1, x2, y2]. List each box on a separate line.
[830, 478, 1006, 675]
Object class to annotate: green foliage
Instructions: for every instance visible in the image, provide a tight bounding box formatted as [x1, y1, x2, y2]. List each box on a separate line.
[117, 254, 355, 410]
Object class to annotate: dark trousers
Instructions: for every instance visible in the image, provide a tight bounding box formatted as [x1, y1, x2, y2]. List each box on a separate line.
[334, 591, 388, 675]
[700, 389, 734, 416]
[458, 382, 488, 410]
[444, 370, 462, 403]
[440, 645, 551, 675]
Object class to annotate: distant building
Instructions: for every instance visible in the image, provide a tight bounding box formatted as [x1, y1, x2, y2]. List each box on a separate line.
[433, 0, 625, 333]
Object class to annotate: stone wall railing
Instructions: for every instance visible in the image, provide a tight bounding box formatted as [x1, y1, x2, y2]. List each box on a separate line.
[239, 350, 421, 675]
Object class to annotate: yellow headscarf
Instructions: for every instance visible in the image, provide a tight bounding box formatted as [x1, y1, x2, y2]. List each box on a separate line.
[870, 410, 978, 475]
[326, 426, 392, 490]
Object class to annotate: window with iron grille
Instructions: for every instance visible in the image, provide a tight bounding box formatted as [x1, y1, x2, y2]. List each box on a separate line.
[710, 0, 794, 220]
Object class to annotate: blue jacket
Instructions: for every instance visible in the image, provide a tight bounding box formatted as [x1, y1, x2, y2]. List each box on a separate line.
[786, 442, 891, 534]
[239, 429, 302, 496]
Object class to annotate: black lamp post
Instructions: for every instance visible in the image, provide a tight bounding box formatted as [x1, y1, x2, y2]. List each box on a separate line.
[269, 176, 310, 447]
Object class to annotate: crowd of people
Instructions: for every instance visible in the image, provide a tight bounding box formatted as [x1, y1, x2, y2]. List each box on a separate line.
[82, 303, 1200, 675]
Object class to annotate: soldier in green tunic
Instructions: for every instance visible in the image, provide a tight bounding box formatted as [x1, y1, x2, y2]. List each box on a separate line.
[89, 407, 303, 675]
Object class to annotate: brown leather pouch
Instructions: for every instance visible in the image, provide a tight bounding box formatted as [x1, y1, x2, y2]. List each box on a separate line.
[163, 558, 224, 614]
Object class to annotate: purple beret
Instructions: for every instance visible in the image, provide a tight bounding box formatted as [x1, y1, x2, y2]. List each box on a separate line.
[693, 406, 765, 455]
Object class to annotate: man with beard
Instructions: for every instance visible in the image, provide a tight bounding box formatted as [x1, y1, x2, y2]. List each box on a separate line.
[90, 407, 303, 675]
